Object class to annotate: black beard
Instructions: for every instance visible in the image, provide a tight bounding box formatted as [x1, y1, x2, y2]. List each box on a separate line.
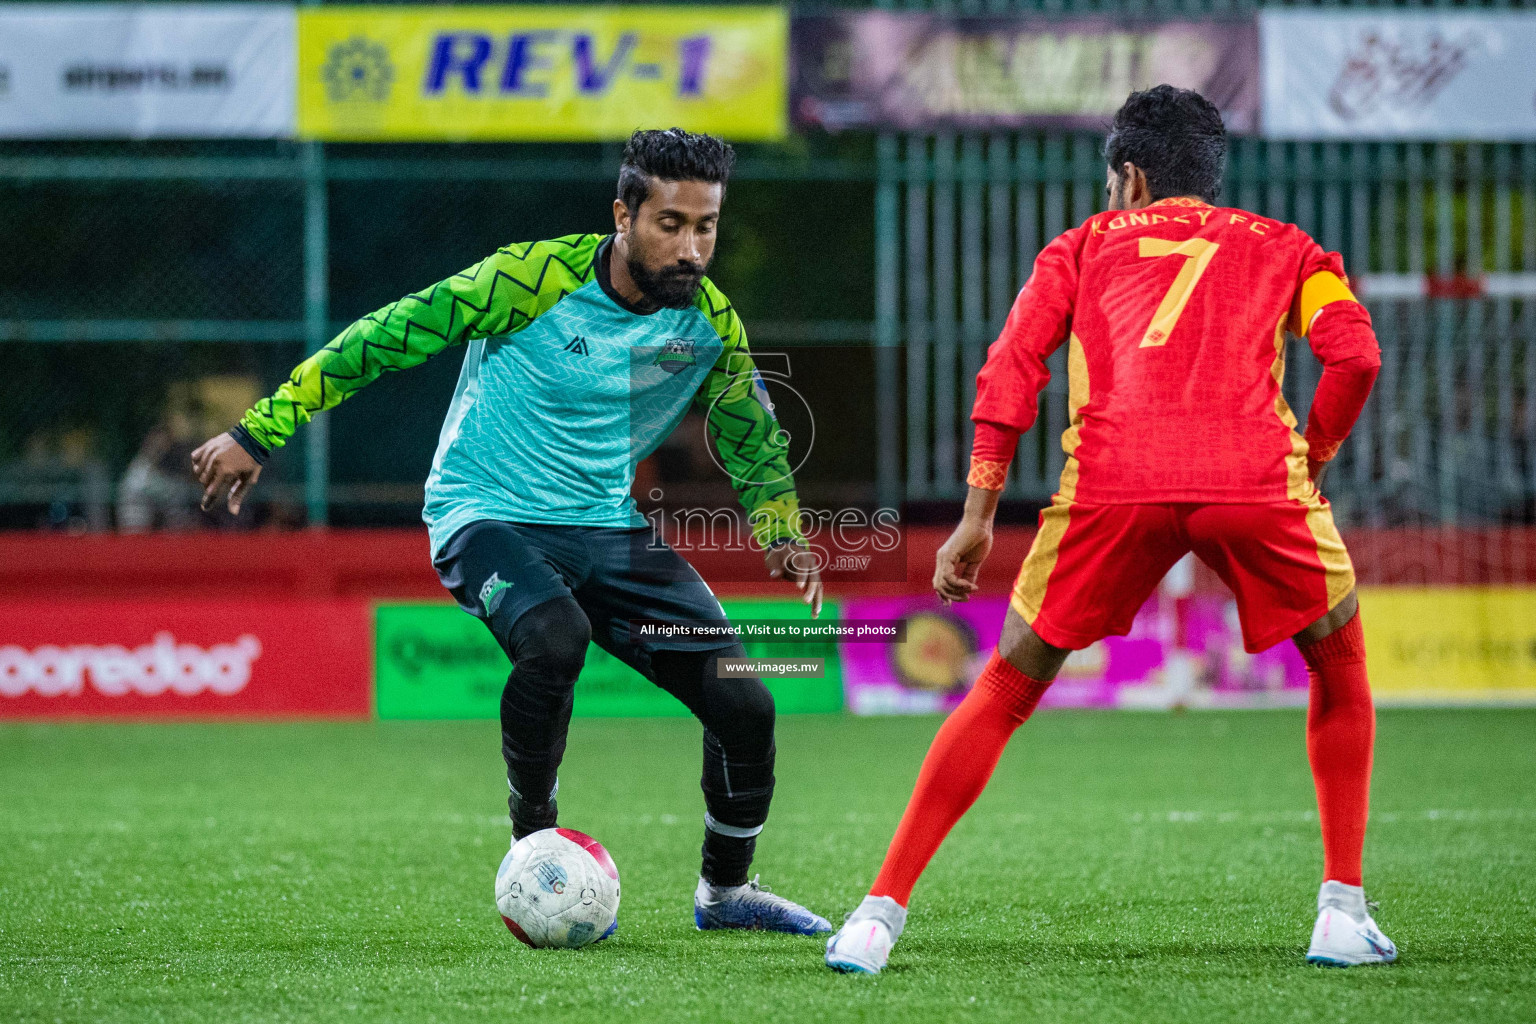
[626, 254, 706, 310]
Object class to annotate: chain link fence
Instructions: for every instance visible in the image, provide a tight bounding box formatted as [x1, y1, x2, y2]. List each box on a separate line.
[6, 137, 1534, 533]
[0, 161, 307, 530]
[0, 138, 880, 532]
[887, 133, 1536, 529]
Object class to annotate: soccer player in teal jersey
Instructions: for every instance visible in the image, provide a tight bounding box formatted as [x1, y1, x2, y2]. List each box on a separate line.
[192, 129, 831, 935]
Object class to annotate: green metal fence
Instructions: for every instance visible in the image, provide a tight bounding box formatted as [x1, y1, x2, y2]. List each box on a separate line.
[0, 140, 877, 530]
[880, 133, 1536, 528]
[869, 0, 1536, 528]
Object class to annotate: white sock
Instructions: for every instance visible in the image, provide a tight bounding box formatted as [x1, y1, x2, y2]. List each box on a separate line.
[697, 876, 751, 901]
[851, 895, 908, 940]
[1318, 879, 1368, 922]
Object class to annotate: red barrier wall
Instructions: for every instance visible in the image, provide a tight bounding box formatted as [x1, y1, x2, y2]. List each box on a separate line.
[0, 531, 443, 600]
[1, 525, 1532, 603]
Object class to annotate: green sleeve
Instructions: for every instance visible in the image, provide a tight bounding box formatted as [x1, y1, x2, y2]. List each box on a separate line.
[237, 234, 600, 454]
[692, 281, 806, 548]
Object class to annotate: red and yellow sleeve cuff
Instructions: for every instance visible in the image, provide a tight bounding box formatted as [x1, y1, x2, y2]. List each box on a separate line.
[1305, 436, 1343, 465]
[967, 458, 1010, 491]
[968, 420, 1020, 490]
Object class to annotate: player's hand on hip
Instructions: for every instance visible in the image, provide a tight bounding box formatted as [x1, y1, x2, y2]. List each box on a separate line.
[191, 432, 262, 516]
[766, 540, 823, 619]
[933, 518, 993, 605]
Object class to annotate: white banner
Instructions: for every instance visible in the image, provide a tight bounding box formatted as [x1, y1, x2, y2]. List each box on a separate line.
[0, 4, 295, 138]
[1261, 11, 1536, 140]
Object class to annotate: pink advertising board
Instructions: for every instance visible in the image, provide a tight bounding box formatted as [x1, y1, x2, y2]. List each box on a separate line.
[839, 593, 1307, 714]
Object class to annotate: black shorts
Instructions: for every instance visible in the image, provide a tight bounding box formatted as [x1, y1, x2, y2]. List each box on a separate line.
[432, 520, 734, 665]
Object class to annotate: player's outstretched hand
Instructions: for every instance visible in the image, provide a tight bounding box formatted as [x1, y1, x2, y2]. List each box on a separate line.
[765, 541, 823, 619]
[191, 432, 262, 516]
[933, 518, 993, 605]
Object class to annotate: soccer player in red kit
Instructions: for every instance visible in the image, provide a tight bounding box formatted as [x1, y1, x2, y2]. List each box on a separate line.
[826, 86, 1395, 973]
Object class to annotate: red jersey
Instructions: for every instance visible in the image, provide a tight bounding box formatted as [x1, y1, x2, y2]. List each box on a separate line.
[969, 197, 1380, 504]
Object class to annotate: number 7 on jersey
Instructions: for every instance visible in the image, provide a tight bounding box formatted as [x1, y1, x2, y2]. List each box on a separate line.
[1138, 237, 1220, 348]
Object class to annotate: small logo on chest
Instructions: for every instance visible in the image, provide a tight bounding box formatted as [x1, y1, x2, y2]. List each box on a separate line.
[563, 336, 590, 356]
[653, 338, 696, 374]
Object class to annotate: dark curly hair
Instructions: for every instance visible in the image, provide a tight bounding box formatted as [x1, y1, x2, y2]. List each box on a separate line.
[1104, 86, 1227, 204]
[617, 128, 736, 213]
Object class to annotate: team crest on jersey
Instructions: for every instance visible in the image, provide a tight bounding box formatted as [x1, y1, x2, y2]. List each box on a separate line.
[653, 338, 696, 375]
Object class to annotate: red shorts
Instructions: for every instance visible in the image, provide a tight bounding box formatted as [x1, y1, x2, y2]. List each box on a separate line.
[1011, 497, 1355, 654]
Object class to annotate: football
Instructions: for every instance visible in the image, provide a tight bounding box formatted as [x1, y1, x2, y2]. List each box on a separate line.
[495, 828, 620, 948]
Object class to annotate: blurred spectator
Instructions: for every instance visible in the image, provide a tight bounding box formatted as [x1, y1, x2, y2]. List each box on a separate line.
[117, 374, 297, 532]
[117, 425, 202, 532]
[0, 426, 111, 532]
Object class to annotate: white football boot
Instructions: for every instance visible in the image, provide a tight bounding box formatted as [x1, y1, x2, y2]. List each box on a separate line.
[1306, 880, 1398, 966]
[825, 895, 907, 974]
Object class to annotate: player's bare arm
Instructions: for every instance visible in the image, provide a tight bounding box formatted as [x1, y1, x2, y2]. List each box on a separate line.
[932, 484, 1070, 678]
[765, 540, 823, 618]
[933, 485, 998, 605]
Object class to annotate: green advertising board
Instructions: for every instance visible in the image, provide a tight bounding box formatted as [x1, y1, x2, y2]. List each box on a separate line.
[375, 598, 844, 719]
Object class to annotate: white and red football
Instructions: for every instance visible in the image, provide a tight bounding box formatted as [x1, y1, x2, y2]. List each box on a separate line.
[494, 828, 620, 948]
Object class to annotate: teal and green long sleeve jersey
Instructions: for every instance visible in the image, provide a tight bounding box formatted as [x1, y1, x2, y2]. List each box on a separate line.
[234, 233, 803, 555]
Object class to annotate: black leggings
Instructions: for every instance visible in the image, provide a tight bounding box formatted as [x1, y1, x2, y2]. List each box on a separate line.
[492, 595, 775, 885]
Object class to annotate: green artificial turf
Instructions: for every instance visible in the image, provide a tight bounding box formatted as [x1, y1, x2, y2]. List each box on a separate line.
[2, 710, 1533, 1023]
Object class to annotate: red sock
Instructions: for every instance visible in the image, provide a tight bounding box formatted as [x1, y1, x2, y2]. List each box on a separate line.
[1300, 611, 1375, 888]
[869, 653, 1051, 907]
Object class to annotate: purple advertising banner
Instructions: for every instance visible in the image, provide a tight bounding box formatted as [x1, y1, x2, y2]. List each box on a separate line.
[840, 593, 1305, 714]
[792, 13, 1260, 133]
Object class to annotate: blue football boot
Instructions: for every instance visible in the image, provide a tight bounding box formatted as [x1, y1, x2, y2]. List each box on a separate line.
[694, 875, 832, 935]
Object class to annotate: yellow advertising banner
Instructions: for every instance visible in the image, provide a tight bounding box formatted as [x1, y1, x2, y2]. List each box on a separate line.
[1360, 587, 1536, 702]
[297, 6, 787, 141]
